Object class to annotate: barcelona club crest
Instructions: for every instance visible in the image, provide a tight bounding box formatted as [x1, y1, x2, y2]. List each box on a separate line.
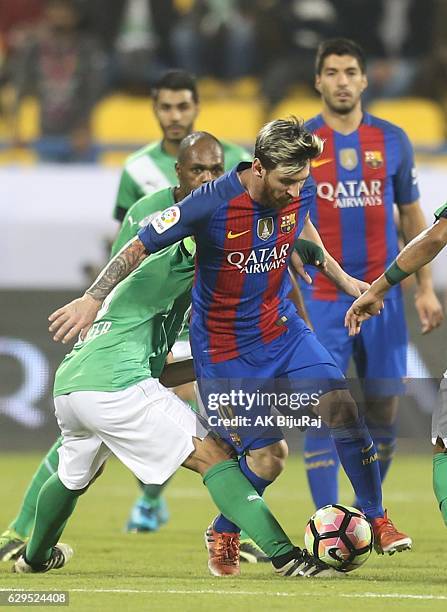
[280, 212, 296, 234]
[229, 432, 242, 447]
[339, 148, 358, 171]
[364, 150, 383, 169]
[257, 216, 274, 241]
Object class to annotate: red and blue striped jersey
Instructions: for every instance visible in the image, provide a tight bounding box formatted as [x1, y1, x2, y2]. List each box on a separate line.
[138, 163, 312, 363]
[303, 112, 419, 301]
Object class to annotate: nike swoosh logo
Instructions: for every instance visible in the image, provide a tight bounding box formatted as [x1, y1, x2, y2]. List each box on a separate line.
[303, 449, 332, 459]
[311, 158, 333, 168]
[361, 442, 374, 454]
[227, 229, 251, 239]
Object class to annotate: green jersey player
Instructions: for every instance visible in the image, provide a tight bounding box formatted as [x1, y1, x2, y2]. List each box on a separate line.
[0, 132, 224, 560]
[113, 70, 251, 222]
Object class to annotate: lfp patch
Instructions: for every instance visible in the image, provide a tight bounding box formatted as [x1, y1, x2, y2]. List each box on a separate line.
[152, 206, 180, 234]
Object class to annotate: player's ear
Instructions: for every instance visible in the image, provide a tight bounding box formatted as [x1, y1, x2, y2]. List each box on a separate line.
[314, 74, 321, 94]
[175, 162, 181, 180]
[361, 73, 368, 92]
[252, 158, 264, 178]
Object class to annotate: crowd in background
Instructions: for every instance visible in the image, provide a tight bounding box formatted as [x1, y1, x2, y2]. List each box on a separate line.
[1, 0, 447, 161]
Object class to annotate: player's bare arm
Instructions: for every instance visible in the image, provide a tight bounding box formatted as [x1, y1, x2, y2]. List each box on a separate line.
[398, 201, 444, 333]
[345, 217, 447, 336]
[286, 268, 313, 329]
[49, 237, 149, 344]
[299, 213, 369, 297]
[87, 237, 148, 301]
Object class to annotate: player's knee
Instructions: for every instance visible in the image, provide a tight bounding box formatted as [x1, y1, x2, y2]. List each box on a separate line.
[317, 389, 359, 428]
[82, 462, 106, 493]
[434, 437, 447, 455]
[183, 435, 235, 475]
[246, 440, 288, 480]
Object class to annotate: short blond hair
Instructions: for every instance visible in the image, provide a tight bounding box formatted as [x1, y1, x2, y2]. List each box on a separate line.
[255, 116, 323, 174]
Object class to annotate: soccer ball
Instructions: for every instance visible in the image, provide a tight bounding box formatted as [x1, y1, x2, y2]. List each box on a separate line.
[304, 504, 373, 572]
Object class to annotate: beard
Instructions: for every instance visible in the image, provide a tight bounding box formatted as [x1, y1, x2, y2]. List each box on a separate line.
[258, 183, 293, 210]
[165, 123, 192, 143]
[325, 96, 357, 115]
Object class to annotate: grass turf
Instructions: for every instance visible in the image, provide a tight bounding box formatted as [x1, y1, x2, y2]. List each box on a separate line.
[0, 451, 446, 611]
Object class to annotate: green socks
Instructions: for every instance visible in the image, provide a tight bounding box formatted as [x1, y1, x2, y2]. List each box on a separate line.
[11, 437, 62, 539]
[26, 474, 80, 565]
[203, 459, 293, 559]
[433, 452, 447, 526]
[139, 478, 172, 506]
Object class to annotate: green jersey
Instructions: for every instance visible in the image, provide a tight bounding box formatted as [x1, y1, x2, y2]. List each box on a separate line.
[53, 240, 195, 397]
[111, 187, 175, 256]
[113, 139, 251, 221]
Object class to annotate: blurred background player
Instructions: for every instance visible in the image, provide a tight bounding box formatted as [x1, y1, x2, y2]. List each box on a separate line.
[345, 203, 447, 531]
[0, 131, 225, 561]
[301, 38, 443, 510]
[113, 68, 250, 222]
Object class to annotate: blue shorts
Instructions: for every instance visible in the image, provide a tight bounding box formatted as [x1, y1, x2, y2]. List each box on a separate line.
[194, 316, 346, 453]
[305, 296, 407, 397]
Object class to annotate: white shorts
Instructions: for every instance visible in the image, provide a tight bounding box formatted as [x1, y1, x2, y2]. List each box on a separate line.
[171, 340, 192, 362]
[432, 374, 447, 446]
[54, 378, 208, 490]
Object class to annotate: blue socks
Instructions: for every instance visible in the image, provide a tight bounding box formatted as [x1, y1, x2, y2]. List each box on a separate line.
[330, 420, 384, 519]
[305, 420, 396, 516]
[213, 454, 273, 533]
[368, 421, 397, 482]
[304, 424, 340, 508]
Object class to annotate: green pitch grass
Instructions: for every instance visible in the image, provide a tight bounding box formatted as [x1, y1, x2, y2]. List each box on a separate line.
[0, 450, 446, 611]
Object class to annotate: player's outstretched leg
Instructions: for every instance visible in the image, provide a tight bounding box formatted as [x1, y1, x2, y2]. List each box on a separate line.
[320, 389, 412, 555]
[238, 453, 270, 563]
[206, 443, 286, 570]
[126, 479, 171, 533]
[0, 437, 62, 562]
[202, 458, 340, 578]
[13, 473, 80, 574]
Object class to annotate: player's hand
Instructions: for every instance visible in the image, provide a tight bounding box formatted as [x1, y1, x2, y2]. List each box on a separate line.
[335, 274, 370, 299]
[48, 293, 102, 344]
[344, 290, 384, 336]
[414, 287, 444, 334]
[290, 244, 326, 284]
[350, 277, 370, 295]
